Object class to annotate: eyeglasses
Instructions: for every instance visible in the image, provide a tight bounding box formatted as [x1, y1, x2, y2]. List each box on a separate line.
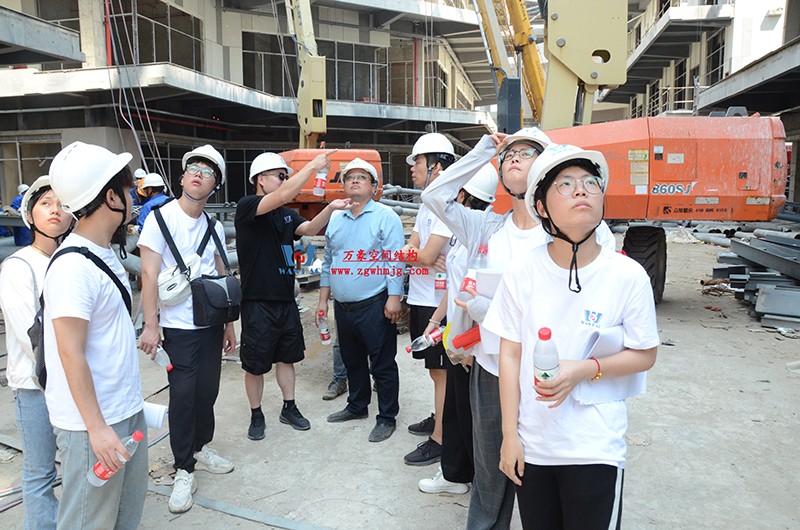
[553, 175, 604, 196]
[344, 173, 371, 183]
[259, 171, 289, 181]
[500, 147, 539, 163]
[185, 164, 216, 180]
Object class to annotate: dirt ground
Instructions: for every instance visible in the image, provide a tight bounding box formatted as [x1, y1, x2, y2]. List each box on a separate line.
[1, 229, 799, 529]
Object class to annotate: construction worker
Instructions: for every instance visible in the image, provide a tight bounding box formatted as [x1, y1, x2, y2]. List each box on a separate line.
[11, 183, 33, 246]
[138, 145, 236, 514]
[316, 158, 405, 443]
[421, 130, 617, 528]
[45, 142, 147, 528]
[416, 164, 498, 496]
[485, 144, 659, 529]
[235, 150, 353, 441]
[400, 132, 456, 467]
[0, 176, 72, 530]
[135, 172, 169, 233]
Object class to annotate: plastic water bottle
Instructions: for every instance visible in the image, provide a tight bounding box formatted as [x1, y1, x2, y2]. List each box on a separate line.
[312, 167, 327, 196]
[318, 312, 332, 345]
[434, 272, 447, 292]
[313, 142, 328, 197]
[153, 346, 173, 372]
[406, 326, 444, 353]
[460, 245, 488, 294]
[533, 327, 560, 396]
[86, 430, 144, 487]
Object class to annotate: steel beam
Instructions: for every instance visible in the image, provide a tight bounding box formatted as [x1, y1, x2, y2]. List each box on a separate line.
[730, 239, 800, 280]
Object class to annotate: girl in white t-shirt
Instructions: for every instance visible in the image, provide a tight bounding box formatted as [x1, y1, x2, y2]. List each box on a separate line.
[484, 144, 659, 529]
[0, 176, 72, 529]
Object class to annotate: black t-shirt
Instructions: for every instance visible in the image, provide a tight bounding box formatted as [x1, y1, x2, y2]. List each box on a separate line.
[235, 195, 307, 301]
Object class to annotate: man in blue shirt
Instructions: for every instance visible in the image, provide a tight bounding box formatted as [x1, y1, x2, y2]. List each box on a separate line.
[11, 184, 32, 245]
[316, 158, 405, 443]
[135, 173, 169, 234]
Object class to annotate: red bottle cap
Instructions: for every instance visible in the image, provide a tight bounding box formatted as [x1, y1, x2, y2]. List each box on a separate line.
[477, 245, 488, 254]
[405, 346, 412, 353]
[166, 364, 174, 372]
[452, 325, 481, 350]
[132, 430, 144, 442]
[538, 327, 552, 340]
[318, 311, 325, 316]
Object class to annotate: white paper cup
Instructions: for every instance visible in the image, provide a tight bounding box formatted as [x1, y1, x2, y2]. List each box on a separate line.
[476, 268, 503, 298]
[143, 402, 168, 430]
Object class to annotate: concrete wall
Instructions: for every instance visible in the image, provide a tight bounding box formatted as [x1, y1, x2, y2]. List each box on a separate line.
[728, 0, 786, 73]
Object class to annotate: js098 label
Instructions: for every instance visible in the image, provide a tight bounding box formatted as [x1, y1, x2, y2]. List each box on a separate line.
[651, 182, 696, 195]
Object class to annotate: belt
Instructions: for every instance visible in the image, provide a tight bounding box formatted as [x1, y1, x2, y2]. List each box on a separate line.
[334, 290, 388, 312]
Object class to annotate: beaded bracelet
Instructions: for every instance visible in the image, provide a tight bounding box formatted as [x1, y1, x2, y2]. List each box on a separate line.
[589, 357, 603, 382]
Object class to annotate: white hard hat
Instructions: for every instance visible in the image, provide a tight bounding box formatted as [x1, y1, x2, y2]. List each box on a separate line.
[342, 158, 379, 185]
[141, 173, 166, 188]
[17, 184, 30, 194]
[463, 164, 498, 203]
[182, 144, 226, 186]
[20, 176, 50, 229]
[249, 152, 293, 184]
[524, 144, 609, 220]
[133, 168, 147, 180]
[406, 133, 455, 166]
[499, 127, 552, 158]
[49, 141, 133, 214]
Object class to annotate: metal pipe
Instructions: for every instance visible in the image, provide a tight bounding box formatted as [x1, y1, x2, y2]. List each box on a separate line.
[753, 229, 800, 240]
[692, 233, 731, 247]
[382, 185, 422, 196]
[379, 198, 420, 209]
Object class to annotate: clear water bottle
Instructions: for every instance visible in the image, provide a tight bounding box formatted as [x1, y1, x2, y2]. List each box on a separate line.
[406, 326, 444, 353]
[86, 430, 144, 487]
[533, 327, 560, 397]
[312, 167, 327, 196]
[153, 346, 173, 372]
[318, 312, 332, 345]
[460, 244, 488, 294]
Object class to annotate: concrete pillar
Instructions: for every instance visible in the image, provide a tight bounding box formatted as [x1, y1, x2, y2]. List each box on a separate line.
[413, 37, 424, 106]
[78, 0, 109, 68]
[785, 0, 800, 43]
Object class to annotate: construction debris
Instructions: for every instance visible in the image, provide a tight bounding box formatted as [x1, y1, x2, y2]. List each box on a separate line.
[706, 225, 800, 330]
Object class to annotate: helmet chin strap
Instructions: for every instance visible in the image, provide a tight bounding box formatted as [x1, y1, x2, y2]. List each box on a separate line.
[106, 200, 129, 260]
[542, 202, 602, 294]
[182, 187, 216, 203]
[424, 166, 433, 189]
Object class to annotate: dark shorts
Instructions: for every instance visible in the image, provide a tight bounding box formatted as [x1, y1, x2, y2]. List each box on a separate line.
[409, 304, 447, 369]
[240, 300, 305, 375]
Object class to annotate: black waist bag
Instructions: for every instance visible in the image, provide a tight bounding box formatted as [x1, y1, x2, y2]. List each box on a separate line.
[191, 274, 242, 326]
[190, 214, 241, 327]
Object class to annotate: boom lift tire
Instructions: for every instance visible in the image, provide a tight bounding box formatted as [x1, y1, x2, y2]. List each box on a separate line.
[622, 226, 667, 304]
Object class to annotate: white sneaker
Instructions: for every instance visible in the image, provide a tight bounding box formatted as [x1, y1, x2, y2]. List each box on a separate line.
[194, 446, 234, 474]
[169, 469, 197, 513]
[418, 467, 469, 494]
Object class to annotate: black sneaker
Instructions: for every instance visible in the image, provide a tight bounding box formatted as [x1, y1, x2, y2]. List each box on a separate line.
[248, 411, 265, 440]
[279, 403, 311, 431]
[404, 438, 442, 466]
[408, 413, 435, 436]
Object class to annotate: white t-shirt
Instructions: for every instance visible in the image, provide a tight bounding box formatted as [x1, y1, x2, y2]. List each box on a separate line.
[483, 245, 659, 467]
[475, 219, 617, 375]
[0, 246, 49, 390]
[138, 200, 225, 329]
[407, 204, 453, 307]
[43, 233, 143, 431]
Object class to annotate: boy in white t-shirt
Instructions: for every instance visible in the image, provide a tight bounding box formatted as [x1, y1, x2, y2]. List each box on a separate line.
[484, 144, 659, 529]
[138, 145, 237, 515]
[399, 132, 456, 466]
[46, 142, 147, 529]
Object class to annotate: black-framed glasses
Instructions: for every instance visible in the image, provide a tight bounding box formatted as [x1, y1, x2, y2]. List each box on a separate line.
[185, 164, 216, 179]
[500, 147, 539, 163]
[553, 175, 604, 196]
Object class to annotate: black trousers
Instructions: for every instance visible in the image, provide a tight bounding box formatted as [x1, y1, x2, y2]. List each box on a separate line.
[334, 291, 399, 425]
[163, 325, 224, 472]
[515, 463, 624, 530]
[441, 361, 473, 484]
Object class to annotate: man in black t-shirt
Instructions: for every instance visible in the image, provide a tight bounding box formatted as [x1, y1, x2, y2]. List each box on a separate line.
[235, 150, 354, 441]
